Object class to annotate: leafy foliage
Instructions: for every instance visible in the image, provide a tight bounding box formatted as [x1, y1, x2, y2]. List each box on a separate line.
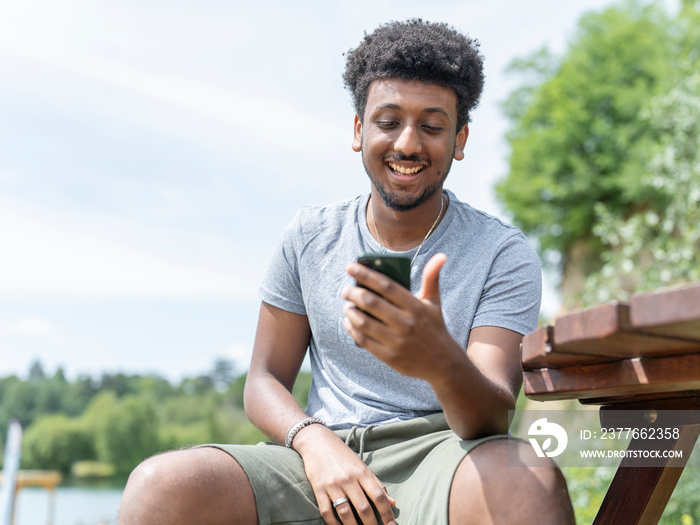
[0, 360, 313, 476]
[582, 68, 700, 303]
[22, 414, 94, 474]
[497, 1, 696, 266]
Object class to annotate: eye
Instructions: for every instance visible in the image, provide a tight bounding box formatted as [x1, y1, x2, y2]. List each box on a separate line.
[422, 125, 444, 134]
[377, 121, 398, 129]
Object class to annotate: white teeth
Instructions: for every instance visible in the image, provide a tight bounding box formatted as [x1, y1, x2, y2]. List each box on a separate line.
[388, 162, 424, 175]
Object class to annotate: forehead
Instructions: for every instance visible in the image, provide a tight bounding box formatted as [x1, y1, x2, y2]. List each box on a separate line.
[364, 78, 458, 119]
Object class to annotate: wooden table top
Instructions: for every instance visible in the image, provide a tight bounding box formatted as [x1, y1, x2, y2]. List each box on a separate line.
[521, 282, 700, 403]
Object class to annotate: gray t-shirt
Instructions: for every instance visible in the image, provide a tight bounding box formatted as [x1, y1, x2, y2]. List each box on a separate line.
[260, 189, 541, 429]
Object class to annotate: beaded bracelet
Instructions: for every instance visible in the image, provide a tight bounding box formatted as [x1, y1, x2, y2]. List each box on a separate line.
[285, 417, 326, 448]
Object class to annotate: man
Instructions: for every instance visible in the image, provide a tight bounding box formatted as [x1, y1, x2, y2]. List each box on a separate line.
[119, 20, 575, 525]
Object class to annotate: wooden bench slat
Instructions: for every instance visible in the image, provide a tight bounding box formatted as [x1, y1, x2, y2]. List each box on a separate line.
[630, 282, 700, 328]
[629, 283, 700, 341]
[523, 353, 700, 401]
[554, 302, 631, 344]
[553, 301, 700, 355]
[554, 332, 700, 359]
[521, 325, 618, 370]
[522, 322, 700, 371]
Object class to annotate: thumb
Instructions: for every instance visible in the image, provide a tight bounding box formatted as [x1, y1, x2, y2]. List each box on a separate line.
[417, 253, 446, 304]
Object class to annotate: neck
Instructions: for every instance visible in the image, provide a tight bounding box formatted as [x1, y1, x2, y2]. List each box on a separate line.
[367, 190, 446, 252]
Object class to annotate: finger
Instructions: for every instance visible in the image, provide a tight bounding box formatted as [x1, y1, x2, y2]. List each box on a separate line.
[331, 495, 360, 525]
[341, 285, 392, 322]
[344, 310, 388, 353]
[342, 486, 379, 525]
[342, 287, 417, 336]
[343, 302, 394, 341]
[376, 480, 397, 507]
[359, 479, 397, 525]
[318, 495, 343, 525]
[416, 253, 446, 304]
[386, 491, 397, 508]
[346, 263, 412, 306]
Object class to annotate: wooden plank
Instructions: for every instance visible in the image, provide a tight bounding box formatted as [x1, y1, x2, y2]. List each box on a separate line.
[630, 283, 700, 341]
[521, 325, 616, 370]
[521, 329, 700, 372]
[523, 353, 700, 401]
[592, 424, 700, 525]
[552, 302, 700, 358]
[521, 325, 551, 367]
[554, 302, 631, 344]
[556, 331, 700, 359]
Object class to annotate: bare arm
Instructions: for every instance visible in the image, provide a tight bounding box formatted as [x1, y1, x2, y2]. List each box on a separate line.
[243, 301, 312, 443]
[430, 325, 523, 438]
[342, 253, 524, 439]
[244, 301, 397, 525]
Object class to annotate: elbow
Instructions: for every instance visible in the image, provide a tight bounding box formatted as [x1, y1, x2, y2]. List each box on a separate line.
[454, 394, 515, 440]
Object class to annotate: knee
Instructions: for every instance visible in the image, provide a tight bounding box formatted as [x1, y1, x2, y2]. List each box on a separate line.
[451, 439, 575, 525]
[124, 452, 174, 497]
[119, 451, 188, 521]
[119, 447, 256, 525]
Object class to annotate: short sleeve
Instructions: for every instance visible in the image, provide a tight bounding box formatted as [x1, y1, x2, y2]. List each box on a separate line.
[471, 233, 542, 335]
[259, 212, 307, 315]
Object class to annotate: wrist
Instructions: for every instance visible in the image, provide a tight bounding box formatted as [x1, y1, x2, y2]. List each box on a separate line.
[424, 335, 466, 384]
[291, 421, 336, 455]
[285, 417, 326, 449]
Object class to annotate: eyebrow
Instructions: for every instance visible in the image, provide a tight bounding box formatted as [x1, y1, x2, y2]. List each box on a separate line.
[375, 103, 450, 117]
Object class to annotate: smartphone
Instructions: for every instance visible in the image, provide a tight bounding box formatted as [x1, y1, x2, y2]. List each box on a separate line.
[356, 252, 411, 289]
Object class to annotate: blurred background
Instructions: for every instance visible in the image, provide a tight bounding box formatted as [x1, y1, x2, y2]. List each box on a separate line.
[1, 0, 698, 523]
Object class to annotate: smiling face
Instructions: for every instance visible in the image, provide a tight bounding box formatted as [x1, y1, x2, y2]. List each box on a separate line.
[352, 78, 468, 211]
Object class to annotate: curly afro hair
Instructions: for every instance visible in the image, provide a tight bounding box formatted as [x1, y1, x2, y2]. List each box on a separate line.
[343, 19, 484, 130]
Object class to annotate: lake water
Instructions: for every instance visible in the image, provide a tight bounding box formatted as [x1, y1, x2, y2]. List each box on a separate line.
[12, 486, 123, 525]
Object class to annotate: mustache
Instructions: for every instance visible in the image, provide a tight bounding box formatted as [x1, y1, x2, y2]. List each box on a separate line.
[383, 153, 429, 164]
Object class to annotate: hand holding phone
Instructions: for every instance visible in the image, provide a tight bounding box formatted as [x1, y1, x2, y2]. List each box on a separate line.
[351, 253, 410, 331]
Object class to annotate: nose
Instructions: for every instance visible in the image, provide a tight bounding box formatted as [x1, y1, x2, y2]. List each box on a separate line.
[394, 124, 422, 155]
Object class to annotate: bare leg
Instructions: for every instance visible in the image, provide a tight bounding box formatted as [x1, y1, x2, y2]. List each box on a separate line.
[118, 447, 258, 525]
[449, 439, 575, 525]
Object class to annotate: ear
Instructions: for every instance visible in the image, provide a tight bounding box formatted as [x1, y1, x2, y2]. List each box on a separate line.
[453, 124, 469, 161]
[352, 115, 362, 152]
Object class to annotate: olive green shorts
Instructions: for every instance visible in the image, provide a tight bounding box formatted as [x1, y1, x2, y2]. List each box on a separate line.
[209, 413, 505, 525]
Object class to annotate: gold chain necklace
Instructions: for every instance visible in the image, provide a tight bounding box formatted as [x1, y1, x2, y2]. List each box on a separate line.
[369, 193, 445, 266]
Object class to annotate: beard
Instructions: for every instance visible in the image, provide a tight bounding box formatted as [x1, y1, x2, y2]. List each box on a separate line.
[361, 150, 452, 212]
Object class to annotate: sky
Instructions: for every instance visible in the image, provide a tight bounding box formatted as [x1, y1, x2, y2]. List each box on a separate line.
[0, 0, 630, 382]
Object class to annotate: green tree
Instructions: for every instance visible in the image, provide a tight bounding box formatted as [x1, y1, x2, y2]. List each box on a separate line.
[84, 392, 160, 474]
[0, 362, 279, 476]
[227, 372, 247, 407]
[210, 358, 236, 392]
[61, 375, 98, 417]
[582, 69, 700, 303]
[29, 360, 46, 381]
[22, 414, 94, 475]
[496, 0, 696, 298]
[2, 376, 37, 428]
